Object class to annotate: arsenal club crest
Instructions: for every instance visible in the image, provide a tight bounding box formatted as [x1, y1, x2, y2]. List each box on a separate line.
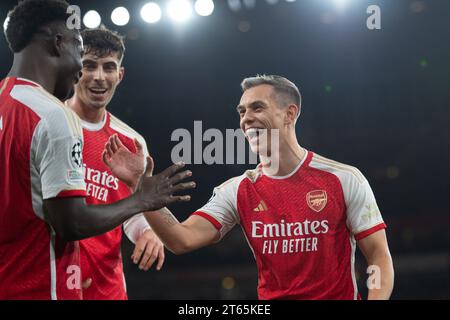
[307, 190, 327, 212]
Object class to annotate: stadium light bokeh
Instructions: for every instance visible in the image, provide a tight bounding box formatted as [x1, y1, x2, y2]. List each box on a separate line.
[83, 10, 102, 29]
[333, 0, 350, 10]
[167, 0, 193, 22]
[141, 2, 162, 24]
[194, 0, 215, 17]
[111, 7, 130, 26]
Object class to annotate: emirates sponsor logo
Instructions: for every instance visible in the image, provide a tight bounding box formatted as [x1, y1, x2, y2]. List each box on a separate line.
[83, 164, 119, 190]
[251, 219, 329, 254]
[83, 164, 120, 202]
[252, 219, 329, 238]
[307, 190, 327, 212]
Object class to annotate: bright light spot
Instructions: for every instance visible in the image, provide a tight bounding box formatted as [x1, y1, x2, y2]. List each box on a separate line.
[195, 0, 215, 17]
[3, 16, 9, 32]
[83, 10, 101, 29]
[227, 0, 242, 11]
[222, 277, 236, 290]
[111, 7, 130, 26]
[333, 0, 349, 10]
[141, 2, 162, 23]
[167, 0, 193, 22]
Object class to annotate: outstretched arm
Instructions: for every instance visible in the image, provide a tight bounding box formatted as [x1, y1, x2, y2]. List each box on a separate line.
[102, 135, 220, 254]
[144, 208, 220, 255]
[44, 162, 194, 242]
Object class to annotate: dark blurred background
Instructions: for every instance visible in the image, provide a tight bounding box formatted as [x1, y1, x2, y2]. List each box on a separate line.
[1, 0, 449, 299]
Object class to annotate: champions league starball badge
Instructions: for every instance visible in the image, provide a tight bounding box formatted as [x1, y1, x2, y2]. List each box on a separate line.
[71, 139, 83, 168]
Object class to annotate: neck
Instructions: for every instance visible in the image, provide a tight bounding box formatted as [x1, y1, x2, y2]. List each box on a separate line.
[8, 47, 56, 96]
[260, 130, 305, 177]
[66, 94, 106, 123]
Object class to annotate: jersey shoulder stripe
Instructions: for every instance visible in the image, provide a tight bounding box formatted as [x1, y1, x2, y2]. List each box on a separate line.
[10, 84, 83, 138]
[109, 113, 145, 142]
[311, 153, 365, 184]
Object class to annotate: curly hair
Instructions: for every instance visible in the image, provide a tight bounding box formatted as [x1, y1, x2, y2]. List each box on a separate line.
[5, 0, 71, 53]
[81, 26, 125, 62]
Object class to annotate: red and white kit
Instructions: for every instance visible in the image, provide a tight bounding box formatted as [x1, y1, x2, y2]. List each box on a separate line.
[0, 77, 86, 299]
[194, 150, 386, 300]
[79, 111, 150, 300]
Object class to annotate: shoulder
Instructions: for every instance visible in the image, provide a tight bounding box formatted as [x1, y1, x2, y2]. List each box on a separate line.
[308, 152, 366, 185]
[214, 167, 262, 194]
[109, 112, 146, 143]
[10, 84, 82, 138]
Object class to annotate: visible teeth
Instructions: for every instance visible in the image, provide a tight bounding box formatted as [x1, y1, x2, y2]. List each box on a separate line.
[246, 128, 264, 138]
[90, 89, 106, 93]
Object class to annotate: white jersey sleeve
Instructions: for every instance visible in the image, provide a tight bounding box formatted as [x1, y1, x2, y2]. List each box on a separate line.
[194, 175, 244, 240]
[344, 173, 385, 240]
[11, 85, 86, 199]
[309, 153, 385, 240]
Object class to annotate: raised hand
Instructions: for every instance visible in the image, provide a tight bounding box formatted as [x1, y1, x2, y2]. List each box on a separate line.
[102, 134, 146, 190]
[136, 161, 196, 211]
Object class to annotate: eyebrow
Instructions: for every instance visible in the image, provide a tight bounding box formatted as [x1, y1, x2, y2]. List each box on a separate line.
[82, 59, 97, 65]
[103, 61, 118, 68]
[236, 100, 268, 112]
[82, 60, 118, 68]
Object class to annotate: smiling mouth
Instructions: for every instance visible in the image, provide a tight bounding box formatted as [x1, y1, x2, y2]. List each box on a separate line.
[245, 128, 266, 144]
[89, 88, 107, 95]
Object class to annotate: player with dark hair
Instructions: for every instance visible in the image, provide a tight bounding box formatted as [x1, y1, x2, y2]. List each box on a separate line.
[105, 75, 394, 300]
[0, 0, 193, 300]
[65, 26, 164, 300]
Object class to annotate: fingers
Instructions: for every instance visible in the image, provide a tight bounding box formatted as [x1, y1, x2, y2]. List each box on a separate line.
[110, 135, 119, 153]
[134, 138, 144, 155]
[114, 134, 125, 150]
[105, 140, 114, 158]
[145, 156, 154, 177]
[166, 195, 192, 205]
[160, 162, 186, 179]
[171, 181, 196, 194]
[140, 245, 159, 271]
[168, 170, 193, 186]
[82, 278, 92, 290]
[102, 150, 111, 167]
[132, 239, 145, 264]
[156, 247, 165, 271]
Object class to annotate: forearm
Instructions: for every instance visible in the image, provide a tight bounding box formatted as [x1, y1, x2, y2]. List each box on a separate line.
[144, 208, 190, 254]
[366, 253, 394, 300]
[44, 194, 146, 241]
[144, 208, 209, 255]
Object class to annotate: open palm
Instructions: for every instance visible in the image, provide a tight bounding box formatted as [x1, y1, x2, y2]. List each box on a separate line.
[102, 134, 147, 189]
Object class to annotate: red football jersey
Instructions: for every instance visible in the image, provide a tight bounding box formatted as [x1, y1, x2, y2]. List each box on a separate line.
[0, 77, 87, 300]
[79, 111, 148, 300]
[194, 150, 386, 300]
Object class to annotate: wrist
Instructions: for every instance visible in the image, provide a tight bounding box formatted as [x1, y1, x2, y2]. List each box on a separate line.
[128, 191, 147, 213]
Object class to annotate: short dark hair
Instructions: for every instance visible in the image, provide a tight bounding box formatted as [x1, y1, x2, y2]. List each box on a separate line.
[241, 75, 302, 119]
[81, 26, 125, 62]
[5, 0, 71, 53]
